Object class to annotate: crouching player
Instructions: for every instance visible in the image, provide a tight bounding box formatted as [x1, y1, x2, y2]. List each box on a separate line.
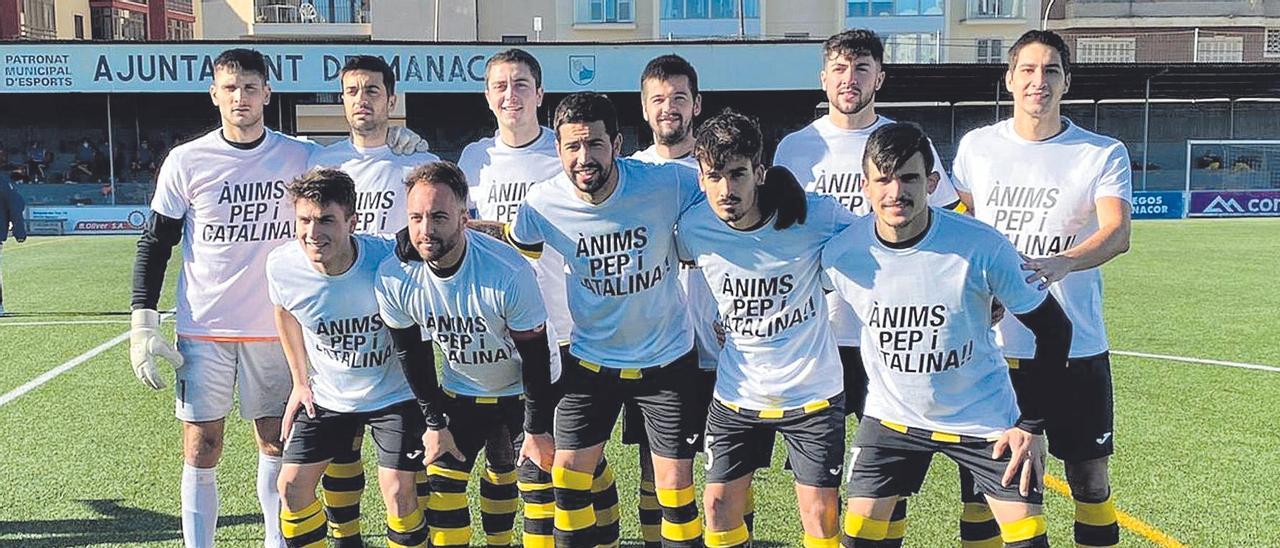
[822, 123, 1072, 547]
[677, 111, 855, 547]
[267, 168, 427, 547]
[375, 161, 562, 547]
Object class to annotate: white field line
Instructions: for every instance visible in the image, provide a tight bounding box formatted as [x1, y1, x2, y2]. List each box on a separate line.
[1113, 350, 1280, 373]
[0, 314, 171, 408]
[0, 319, 131, 326]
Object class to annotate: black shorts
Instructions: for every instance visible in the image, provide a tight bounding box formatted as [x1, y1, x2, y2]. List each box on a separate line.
[704, 395, 846, 488]
[840, 346, 869, 419]
[845, 418, 1043, 505]
[436, 393, 525, 471]
[621, 367, 716, 450]
[555, 350, 702, 459]
[283, 399, 425, 471]
[1010, 352, 1114, 462]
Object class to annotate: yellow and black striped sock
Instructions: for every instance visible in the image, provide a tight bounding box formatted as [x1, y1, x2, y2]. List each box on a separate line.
[841, 513, 888, 547]
[1074, 492, 1119, 547]
[518, 460, 555, 548]
[320, 452, 364, 546]
[743, 486, 756, 534]
[882, 498, 908, 547]
[656, 485, 702, 547]
[590, 457, 621, 547]
[804, 532, 841, 547]
[414, 470, 430, 520]
[280, 498, 327, 548]
[479, 465, 518, 546]
[386, 506, 429, 548]
[425, 463, 473, 547]
[552, 465, 596, 547]
[1000, 515, 1049, 548]
[705, 523, 750, 547]
[638, 479, 661, 547]
[959, 469, 1000, 548]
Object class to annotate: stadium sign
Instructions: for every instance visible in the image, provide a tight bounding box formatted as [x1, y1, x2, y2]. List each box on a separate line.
[0, 43, 820, 94]
[1131, 191, 1186, 220]
[27, 205, 149, 235]
[1188, 190, 1280, 218]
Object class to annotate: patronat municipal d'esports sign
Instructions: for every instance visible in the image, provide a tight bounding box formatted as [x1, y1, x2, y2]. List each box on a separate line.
[0, 42, 820, 94]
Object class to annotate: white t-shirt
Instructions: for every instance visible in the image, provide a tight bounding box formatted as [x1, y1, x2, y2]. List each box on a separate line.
[458, 127, 573, 346]
[510, 158, 702, 369]
[678, 194, 854, 410]
[951, 118, 1132, 359]
[309, 139, 438, 237]
[267, 234, 413, 412]
[375, 231, 559, 397]
[151, 128, 317, 339]
[774, 114, 961, 347]
[822, 210, 1049, 438]
[628, 145, 720, 370]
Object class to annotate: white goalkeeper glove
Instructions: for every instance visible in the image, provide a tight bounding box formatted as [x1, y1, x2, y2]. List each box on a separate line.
[386, 125, 431, 155]
[130, 309, 183, 390]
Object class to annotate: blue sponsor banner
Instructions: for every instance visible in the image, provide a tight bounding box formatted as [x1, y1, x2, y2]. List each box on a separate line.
[1131, 191, 1185, 219]
[0, 42, 821, 94]
[1188, 190, 1280, 218]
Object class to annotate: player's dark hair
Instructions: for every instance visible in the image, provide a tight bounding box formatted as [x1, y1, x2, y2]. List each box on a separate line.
[553, 92, 619, 142]
[641, 54, 699, 96]
[695, 110, 807, 229]
[823, 28, 884, 66]
[288, 167, 357, 218]
[405, 160, 469, 207]
[1008, 30, 1072, 75]
[213, 48, 269, 81]
[340, 55, 397, 95]
[863, 122, 936, 177]
[486, 48, 543, 88]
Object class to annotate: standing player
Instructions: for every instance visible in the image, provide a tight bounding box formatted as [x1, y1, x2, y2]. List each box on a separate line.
[457, 49, 619, 547]
[509, 92, 706, 547]
[678, 111, 853, 548]
[307, 54, 438, 546]
[625, 54, 745, 546]
[375, 161, 561, 547]
[825, 122, 1072, 548]
[0, 178, 26, 317]
[952, 30, 1132, 548]
[267, 168, 427, 548]
[772, 30, 961, 542]
[129, 49, 312, 548]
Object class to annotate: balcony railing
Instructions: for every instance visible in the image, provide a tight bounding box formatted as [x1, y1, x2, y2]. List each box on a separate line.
[966, 0, 1025, 19]
[18, 23, 57, 40]
[255, 0, 370, 24]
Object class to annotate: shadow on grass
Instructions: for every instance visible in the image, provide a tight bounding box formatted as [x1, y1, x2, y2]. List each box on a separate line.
[0, 499, 260, 547]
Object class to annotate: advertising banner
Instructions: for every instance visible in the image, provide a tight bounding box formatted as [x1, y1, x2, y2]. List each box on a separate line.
[27, 206, 150, 235]
[1131, 191, 1185, 219]
[1188, 190, 1280, 218]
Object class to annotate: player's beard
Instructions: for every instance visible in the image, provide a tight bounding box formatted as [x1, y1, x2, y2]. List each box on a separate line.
[654, 117, 689, 147]
[572, 160, 615, 196]
[879, 197, 918, 228]
[833, 88, 876, 117]
[419, 234, 458, 263]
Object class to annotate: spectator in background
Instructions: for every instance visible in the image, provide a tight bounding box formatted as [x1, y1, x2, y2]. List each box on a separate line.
[0, 179, 28, 316]
[132, 140, 157, 177]
[4, 146, 28, 183]
[70, 138, 100, 183]
[26, 140, 50, 183]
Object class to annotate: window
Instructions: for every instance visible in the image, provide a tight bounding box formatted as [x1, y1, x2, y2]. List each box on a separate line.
[168, 0, 195, 15]
[577, 0, 634, 23]
[167, 18, 193, 40]
[848, 0, 939, 17]
[662, 0, 760, 19]
[1196, 36, 1243, 63]
[18, 0, 57, 39]
[884, 32, 939, 63]
[971, 0, 1021, 18]
[1267, 28, 1280, 58]
[74, 14, 84, 39]
[92, 7, 148, 40]
[977, 38, 1003, 63]
[1076, 37, 1136, 63]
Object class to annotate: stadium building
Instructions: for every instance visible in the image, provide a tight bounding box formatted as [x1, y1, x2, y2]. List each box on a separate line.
[3, 0, 1280, 233]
